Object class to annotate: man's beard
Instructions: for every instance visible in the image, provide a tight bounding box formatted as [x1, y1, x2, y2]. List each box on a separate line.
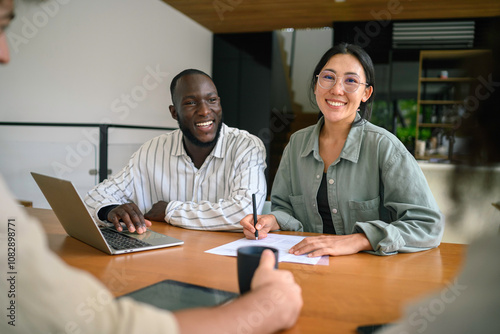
[178, 120, 223, 148]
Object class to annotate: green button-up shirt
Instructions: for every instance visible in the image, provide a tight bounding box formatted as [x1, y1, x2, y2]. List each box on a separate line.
[271, 117, 444, 255]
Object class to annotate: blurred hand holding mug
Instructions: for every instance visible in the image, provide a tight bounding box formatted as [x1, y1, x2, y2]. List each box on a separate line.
[237, 246, 279, 294]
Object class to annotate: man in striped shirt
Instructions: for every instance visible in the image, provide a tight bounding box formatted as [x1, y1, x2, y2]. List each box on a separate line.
[84, 69, 267, 233]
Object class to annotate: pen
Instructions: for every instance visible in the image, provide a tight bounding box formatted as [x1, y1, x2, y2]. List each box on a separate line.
[252, 193, 258, 240]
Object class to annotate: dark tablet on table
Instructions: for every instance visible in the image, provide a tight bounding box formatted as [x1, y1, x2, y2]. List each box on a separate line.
[118, 279, 238, 312]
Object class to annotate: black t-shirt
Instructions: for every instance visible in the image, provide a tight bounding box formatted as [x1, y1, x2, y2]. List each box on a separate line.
[317, 173, 336, 234]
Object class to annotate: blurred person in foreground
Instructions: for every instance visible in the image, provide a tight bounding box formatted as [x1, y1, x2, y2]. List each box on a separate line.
[378, 30, 500, 334]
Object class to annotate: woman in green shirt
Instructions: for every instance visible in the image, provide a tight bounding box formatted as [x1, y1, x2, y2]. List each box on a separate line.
[241, 43, 444, 256]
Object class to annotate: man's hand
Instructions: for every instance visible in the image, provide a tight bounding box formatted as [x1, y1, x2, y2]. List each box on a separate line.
[250, 249, 303, 330]
[174, 249, 303, 334]
[107, 203, 151, 234]
[144, 201, 168, 222]
[240, 213, 280, 240]
[288, 233, 373, 257]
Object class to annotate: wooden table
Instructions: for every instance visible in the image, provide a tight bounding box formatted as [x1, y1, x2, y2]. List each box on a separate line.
[28, 208, 465, 334]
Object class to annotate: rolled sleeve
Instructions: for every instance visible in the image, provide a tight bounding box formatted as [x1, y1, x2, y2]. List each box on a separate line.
[271, 210, 303, 231]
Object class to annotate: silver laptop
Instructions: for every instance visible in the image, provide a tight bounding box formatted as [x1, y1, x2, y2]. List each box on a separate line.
[31, 172, 183, 255]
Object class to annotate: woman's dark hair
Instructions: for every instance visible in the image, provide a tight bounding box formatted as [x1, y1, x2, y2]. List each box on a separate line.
[309, 43, 375, 124]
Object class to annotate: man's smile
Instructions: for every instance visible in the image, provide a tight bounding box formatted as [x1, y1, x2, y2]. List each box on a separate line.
[196, 120, 214, 128]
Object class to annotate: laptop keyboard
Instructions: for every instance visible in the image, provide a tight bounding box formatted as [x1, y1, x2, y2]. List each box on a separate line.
[101, 229, 152, 250]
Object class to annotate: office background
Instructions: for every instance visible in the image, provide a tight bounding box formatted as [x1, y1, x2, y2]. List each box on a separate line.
[1, 0, 499, 244]
[0, 0, 212, 206]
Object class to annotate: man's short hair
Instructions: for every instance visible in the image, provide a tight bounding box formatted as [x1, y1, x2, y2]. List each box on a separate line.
[169, 69, 212, 103]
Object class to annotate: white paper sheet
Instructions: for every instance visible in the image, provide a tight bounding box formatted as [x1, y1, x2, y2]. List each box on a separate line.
[205, 234, 323, 265]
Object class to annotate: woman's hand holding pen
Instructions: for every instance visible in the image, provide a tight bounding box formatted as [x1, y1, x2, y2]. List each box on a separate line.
[240, 214, 280, 240]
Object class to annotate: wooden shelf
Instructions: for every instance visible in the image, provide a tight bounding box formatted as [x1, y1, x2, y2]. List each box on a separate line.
[415, 49, 491, 161]
[419, 100, 463, 105]
[416, 154, 449, 160]
[419, 49, 491, 59]
[420, 77, 474, 83]
[419, 123, 455, 128]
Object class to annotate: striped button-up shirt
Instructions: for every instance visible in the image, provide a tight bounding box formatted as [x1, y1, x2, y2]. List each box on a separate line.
[84, 124, 267, 230]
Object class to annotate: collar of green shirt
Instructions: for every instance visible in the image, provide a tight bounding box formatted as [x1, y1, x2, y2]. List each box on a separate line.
[300, 113, 365, 164]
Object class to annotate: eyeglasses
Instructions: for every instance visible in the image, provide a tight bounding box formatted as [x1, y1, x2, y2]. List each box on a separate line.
[316, 71, 369, 93]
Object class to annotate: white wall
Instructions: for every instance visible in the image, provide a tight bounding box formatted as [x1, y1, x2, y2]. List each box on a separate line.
[0, 0, 213, 207]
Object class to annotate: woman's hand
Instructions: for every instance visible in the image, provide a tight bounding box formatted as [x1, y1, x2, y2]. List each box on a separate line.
[289, 233, 373, 257]
[240, 214, 280, 240]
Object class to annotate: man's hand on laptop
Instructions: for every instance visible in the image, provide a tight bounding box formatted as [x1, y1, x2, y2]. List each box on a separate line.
[144, 201, 168, 222]
[107, 203, 152, 234]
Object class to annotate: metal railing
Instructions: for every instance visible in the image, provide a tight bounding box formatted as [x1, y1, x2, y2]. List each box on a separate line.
[0, 122, 175, 182]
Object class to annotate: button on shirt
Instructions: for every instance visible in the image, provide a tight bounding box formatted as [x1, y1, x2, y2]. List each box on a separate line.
[270, 116, 444, 255]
